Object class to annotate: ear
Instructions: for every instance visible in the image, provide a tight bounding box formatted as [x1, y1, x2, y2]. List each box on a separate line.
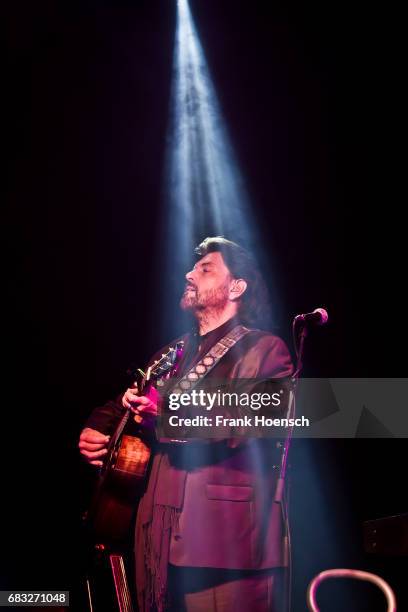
[229, 278, 247, 301]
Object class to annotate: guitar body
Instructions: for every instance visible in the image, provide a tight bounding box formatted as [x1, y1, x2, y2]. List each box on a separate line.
[86, 431, 153, 548]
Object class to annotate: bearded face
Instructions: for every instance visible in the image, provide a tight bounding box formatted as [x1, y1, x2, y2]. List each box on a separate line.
[180, 281, 230, 312]
[180, 252, 233, 315]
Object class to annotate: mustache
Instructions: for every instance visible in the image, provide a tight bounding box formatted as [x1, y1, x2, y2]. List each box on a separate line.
[184, 283, 197, 291]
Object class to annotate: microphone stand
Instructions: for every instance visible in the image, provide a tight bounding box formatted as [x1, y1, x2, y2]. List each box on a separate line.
[274, 321, 309, 612]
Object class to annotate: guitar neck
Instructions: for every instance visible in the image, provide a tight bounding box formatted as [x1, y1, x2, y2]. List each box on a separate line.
[110, 409, 132, 449]
[107, 341, 184, 452]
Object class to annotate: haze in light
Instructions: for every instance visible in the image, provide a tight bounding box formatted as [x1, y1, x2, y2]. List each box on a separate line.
[160, 0, 265, 336]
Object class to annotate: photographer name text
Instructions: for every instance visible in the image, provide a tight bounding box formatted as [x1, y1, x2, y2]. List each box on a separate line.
[167, 415, 310, 428]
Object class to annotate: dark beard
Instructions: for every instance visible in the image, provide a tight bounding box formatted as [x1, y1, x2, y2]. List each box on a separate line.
[180, 284, 229, 313]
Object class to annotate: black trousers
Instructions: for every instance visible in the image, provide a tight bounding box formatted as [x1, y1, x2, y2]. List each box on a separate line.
[167, 565, 284, 612]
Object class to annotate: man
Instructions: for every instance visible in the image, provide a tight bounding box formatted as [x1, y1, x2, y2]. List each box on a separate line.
[79, 237, 293, 611]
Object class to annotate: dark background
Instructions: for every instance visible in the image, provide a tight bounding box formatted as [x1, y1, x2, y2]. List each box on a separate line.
[3, 1, 406, 610]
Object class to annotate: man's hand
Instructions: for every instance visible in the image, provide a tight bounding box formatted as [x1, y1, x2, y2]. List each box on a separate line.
[79, 427, 110, 466]
[122, 383, 159, 420]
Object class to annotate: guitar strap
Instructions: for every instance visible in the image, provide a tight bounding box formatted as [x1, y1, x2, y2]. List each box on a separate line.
[169, 324, 251, 395]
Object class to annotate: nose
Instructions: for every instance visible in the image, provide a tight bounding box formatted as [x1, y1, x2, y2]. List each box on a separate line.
[185, 269, 195, 283]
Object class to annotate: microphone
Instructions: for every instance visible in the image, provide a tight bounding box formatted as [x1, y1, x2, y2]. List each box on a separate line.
[294, 307, 328, 326]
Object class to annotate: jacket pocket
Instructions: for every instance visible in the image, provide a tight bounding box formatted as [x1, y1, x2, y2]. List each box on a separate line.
[206, 483, 253, 502]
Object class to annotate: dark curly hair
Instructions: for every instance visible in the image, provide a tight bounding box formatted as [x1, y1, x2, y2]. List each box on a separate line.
[194, 236, 271, 327]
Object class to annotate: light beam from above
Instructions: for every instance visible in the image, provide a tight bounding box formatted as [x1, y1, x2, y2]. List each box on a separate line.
[160, 0, 269, 337]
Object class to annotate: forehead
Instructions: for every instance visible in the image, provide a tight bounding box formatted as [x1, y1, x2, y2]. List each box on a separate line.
[194, 251, 229, 272]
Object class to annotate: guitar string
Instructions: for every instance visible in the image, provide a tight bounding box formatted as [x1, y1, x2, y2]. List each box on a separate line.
[112, 555, 132, 612]
[120, 556, 132, 612]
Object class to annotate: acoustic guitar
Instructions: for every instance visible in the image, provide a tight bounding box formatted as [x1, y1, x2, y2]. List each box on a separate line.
[83, 342, 184, 612]
[85, 340, 184, 548]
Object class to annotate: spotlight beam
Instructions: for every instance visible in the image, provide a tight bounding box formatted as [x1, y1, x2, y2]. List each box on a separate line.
[160, 0, 273, 337]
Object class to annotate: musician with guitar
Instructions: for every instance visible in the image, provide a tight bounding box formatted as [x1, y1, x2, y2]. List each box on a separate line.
[79, 237, 293, 611]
